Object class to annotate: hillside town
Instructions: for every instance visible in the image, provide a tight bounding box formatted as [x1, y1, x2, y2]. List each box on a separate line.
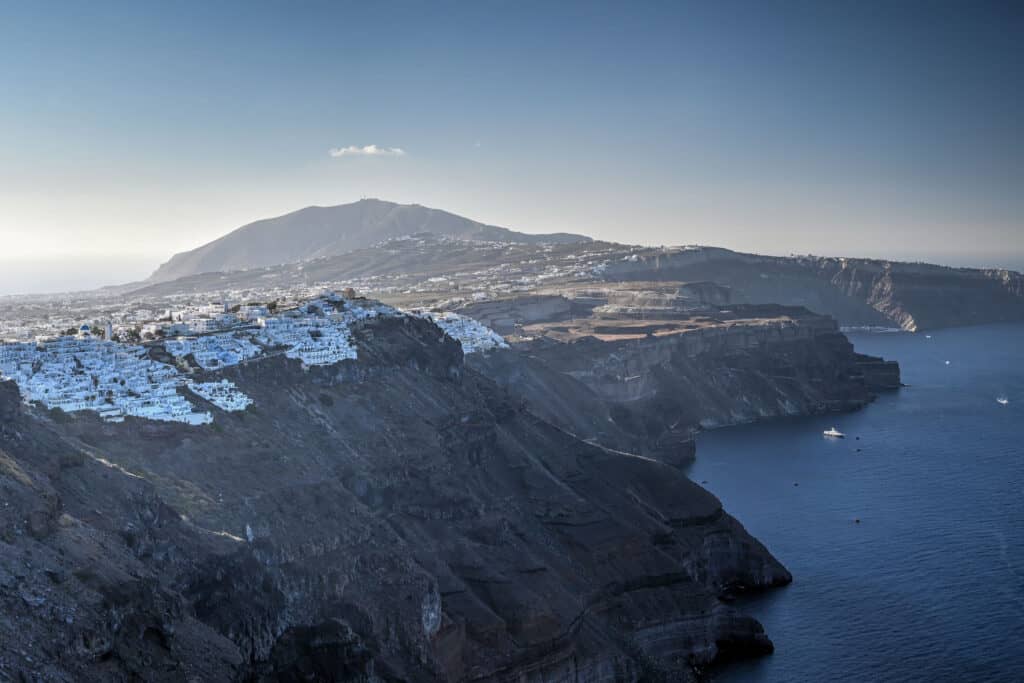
[413, 310, 510, 353]
[0, 291, 510, 425]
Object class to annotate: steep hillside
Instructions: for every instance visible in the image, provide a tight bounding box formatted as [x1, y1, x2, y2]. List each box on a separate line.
[601, 247, 1024, 331]
[149, 200, 590, 282]
[0, 315, 790, 682]
[470, 304, 900, 465]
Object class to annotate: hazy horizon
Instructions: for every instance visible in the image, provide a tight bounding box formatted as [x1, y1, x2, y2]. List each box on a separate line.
[2, 1, 1022, 294]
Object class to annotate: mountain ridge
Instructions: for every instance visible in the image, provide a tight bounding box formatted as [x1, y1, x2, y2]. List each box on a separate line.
[131, 229, 1024, 332]
[149, 199, 591, 282]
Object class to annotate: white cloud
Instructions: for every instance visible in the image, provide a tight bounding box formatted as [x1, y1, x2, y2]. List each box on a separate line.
[328, 145, 406, 158]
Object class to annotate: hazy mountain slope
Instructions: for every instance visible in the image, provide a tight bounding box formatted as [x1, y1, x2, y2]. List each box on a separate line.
[149, 199, 590, 282]
[135, 232, 1024, 332]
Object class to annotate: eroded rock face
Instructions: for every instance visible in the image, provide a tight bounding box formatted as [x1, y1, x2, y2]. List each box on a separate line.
[470, 305, 900, 465]
[0, 316, 790, 682]
[600, 247, 1024, 331]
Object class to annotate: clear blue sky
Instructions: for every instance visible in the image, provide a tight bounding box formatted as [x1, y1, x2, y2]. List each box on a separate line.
[1, 1, 1021, 293]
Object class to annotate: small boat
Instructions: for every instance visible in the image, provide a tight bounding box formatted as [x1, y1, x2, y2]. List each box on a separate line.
[997, 397, 1009, 405]
[925, 334, 932, 339]
[945, 360, 951, 365]
[823, 427, 845, 438]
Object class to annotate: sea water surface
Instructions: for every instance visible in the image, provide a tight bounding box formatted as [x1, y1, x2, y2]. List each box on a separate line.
[689, 323, 1024, 682]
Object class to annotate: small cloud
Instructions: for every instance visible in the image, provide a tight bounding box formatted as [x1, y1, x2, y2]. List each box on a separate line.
[329, 145, 406, 158]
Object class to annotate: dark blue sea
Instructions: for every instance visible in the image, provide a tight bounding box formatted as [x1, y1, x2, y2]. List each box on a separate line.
[689, 323, 1024, 682]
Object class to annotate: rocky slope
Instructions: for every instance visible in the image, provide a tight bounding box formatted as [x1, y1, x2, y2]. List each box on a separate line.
[470, 304, 900, 466]
[135, 233, 1024, 333]
[1, 315, 793, 682]
[149, 200, 589, 283]
[601, 247, 1024, 331]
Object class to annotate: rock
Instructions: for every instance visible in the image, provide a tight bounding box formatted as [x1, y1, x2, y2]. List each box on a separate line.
[26, 509, 54, 540]
[600, 245, 1024, 331]
[469, 304, 900, 467]
[0, 313, 794, 681]
[421, 588, 442, 637]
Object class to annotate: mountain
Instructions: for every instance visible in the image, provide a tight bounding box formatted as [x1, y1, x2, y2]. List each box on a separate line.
[0, 310, 805, 681]
[134, 231, 1024, 332]
[148, 199, 591, 282]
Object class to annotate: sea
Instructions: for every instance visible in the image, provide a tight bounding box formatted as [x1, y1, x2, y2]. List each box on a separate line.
[689, 323, 1024, 682]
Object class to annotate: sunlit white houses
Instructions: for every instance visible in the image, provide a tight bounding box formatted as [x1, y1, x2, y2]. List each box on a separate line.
[415, 311, 508, 354]
[0, 336, 214, 425]
[238, 304, 269, 321]
[165, 333, 261, 370]
[0, 294, 432, 426]
[254, 300, 364, 366]
[188, 379, 252, 412]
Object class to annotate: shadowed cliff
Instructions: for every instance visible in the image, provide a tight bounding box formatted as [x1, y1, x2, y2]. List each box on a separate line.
[470, 304, 899, 466]
[0, 315, 790, 682]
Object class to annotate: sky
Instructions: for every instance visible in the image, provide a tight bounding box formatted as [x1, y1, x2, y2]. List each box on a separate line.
[1, 1, 1022, 294]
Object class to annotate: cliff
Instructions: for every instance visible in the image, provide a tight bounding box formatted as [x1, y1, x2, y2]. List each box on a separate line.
[0, 316, 787, 682]
[600, 247, 1024, 331]
[470, 304, 900, 466]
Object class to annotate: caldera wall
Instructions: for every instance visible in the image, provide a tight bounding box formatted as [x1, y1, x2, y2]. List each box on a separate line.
[0, 315, 791, 682]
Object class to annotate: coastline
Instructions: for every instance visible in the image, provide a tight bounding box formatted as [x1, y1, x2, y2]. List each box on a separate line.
[690, 323, 1024, 681]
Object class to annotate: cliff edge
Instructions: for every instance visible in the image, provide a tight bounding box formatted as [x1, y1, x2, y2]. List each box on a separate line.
[0, 316, 787, 682]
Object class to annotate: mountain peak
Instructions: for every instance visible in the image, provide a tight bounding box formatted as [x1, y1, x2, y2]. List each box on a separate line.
[148, 200, 591, 282]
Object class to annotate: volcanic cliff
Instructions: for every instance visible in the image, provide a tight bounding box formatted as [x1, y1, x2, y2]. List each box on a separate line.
[1, 315, 792, 682]
[0, 310, 895, 681]
[470, 304, 899, 466]
[600, 247, 1024, 331]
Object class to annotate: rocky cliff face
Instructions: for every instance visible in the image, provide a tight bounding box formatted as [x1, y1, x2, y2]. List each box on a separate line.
[0, 316, 791, 682]
[600, 247, 1024, 331]
[821, 260, 1024, 331]
[470, 305, 899, 466]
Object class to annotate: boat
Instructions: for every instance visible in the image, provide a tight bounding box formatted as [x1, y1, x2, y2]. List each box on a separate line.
[823, 427, 845, 438]
[997, 397, 1009, 405]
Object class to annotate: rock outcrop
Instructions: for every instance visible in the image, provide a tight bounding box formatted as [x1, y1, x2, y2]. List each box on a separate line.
[600, 247, 1024, 331]
[0, 316, 790, 682]
[455, 295, 573, 335]
[471, 304, 900, 466]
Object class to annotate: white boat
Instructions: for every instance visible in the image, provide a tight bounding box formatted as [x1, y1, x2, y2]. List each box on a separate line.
[945, 360, 951, 365]
[997, 397, 1009, 405]
[823, 427, 845, 438]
